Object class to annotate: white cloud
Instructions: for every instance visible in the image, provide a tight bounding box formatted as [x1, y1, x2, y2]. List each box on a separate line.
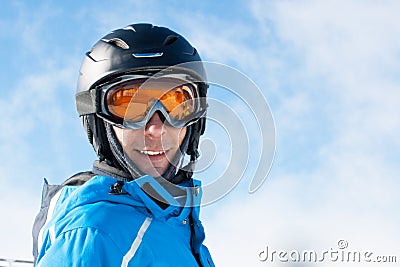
[0, 67, 83, 261]
[248, 0, 400, 155]
[0, 189, 39, 260]
[203, 159, 400, 266]
[198, 0, 400, 266]
[0, 3, 91, 261]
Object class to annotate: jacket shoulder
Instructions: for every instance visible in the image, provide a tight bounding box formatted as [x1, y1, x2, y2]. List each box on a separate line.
[62, 171, 96, 186]
[32, 171, 95, 261]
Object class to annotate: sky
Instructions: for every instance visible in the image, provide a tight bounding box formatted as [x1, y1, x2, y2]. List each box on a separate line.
[0, 0, 399, 266]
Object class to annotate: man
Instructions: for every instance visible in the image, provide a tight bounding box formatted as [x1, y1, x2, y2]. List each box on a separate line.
[32, 23, 214, 266]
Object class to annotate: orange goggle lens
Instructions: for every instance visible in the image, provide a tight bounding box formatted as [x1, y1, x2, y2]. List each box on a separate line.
[105, 78, 197, 123]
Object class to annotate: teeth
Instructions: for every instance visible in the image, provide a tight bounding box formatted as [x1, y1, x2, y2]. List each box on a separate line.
[140, 150, 165, 156]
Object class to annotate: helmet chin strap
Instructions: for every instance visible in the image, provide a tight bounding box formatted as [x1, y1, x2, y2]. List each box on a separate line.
[104, 120, 193, 183]
[105, 121, 143, 180]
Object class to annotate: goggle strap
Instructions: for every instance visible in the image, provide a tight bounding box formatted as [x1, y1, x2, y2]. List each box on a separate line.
[76, 90, 97, 116]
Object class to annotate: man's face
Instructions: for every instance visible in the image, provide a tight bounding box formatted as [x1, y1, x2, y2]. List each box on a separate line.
[113, 112, 187, 178]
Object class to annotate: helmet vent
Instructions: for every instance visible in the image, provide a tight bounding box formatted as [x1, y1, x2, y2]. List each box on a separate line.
[123, 25, 136, 32]
[163, 35, 179, 46]
[103, 38, 129, 49]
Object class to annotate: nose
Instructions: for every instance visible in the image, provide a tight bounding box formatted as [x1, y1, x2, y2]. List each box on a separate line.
[145, 112, 165, 138]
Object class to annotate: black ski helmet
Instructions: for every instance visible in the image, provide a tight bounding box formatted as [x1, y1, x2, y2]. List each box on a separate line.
[75, 23, 207, 180]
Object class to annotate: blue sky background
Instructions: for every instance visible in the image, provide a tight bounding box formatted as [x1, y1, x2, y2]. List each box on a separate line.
[1, 1, 399, 266]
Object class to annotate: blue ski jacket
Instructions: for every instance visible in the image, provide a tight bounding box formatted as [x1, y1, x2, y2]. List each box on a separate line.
[33, 174, 214, 267]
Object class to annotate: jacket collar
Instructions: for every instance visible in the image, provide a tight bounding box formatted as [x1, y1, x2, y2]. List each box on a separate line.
[91, 160, 202, 215]
[92, 160, 131, 181]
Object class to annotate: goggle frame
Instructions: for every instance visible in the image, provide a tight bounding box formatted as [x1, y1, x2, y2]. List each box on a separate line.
[95, 74, 206, 129]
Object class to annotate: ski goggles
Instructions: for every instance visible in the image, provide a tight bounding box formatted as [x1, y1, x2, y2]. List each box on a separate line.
[96, 75, 205, 129]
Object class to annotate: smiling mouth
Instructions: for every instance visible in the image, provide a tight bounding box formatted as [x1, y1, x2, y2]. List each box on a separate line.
[139, 150, 166, 156]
